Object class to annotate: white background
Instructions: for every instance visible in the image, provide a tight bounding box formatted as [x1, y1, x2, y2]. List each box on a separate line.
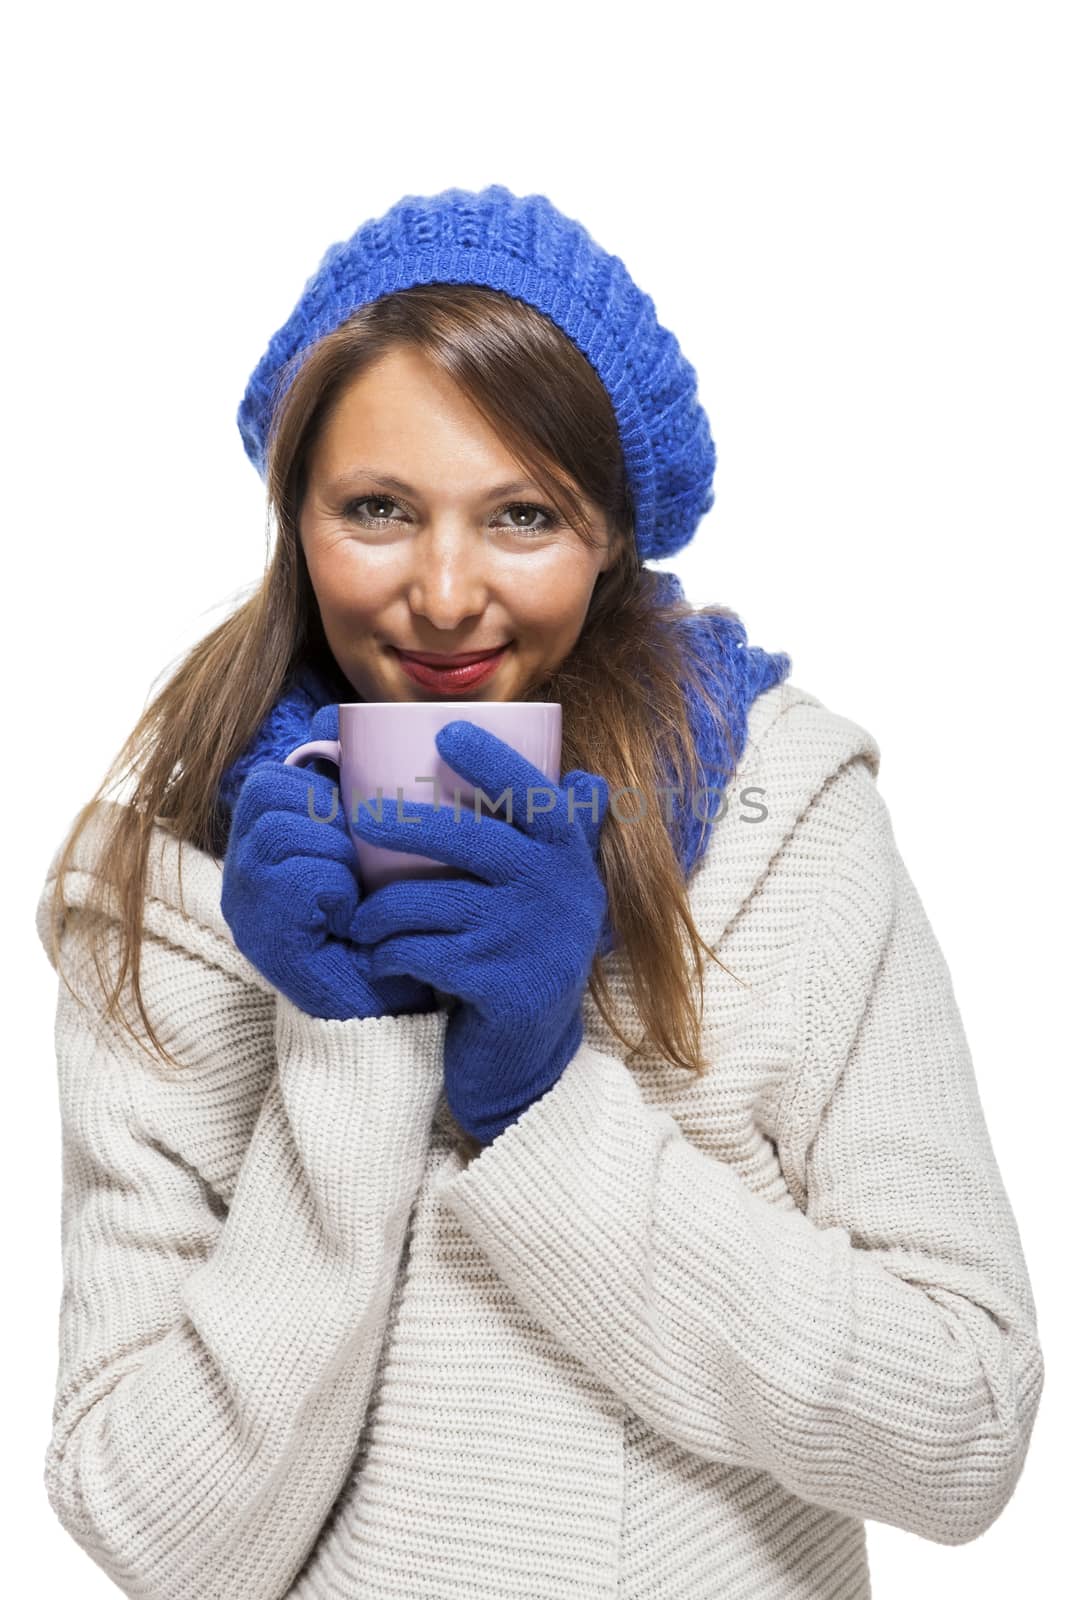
[7, 1, 1061, 1592]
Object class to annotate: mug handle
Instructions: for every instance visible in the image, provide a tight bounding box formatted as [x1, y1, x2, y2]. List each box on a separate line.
[283, 739, 340, 769]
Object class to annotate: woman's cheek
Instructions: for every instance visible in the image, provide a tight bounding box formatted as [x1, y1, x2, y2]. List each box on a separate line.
[541, 581, 603, 648]
[512, 562, 591, 631]
[331, 569, 394, 627]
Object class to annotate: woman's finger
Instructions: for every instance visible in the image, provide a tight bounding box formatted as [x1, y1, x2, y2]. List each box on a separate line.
[559, 769, 612, 855]
[236, 763, 348, 843]
[351, 878, 484, 944]
[349, 795, 529, 884]
[365, 930, 458, 996]
[266, 854, 360, 938]
[435, 721, 568, 843]
[239, 800, 357, 871]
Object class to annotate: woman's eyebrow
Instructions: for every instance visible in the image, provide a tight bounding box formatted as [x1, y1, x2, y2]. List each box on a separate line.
[324, 467, 542, 500]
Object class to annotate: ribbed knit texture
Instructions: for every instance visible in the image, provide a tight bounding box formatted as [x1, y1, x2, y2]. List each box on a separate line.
[36, 682, 1044, 1599]
[237, 184, 719, 563]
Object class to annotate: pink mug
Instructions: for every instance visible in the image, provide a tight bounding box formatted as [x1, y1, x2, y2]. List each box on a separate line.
[284, 700, 562, 893]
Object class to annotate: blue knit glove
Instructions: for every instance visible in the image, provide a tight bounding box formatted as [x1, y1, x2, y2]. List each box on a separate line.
[348, 721, 611, 1146]
[220, 705, 439, 1020]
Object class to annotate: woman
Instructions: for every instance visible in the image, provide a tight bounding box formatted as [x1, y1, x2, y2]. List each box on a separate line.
[36, 184, 1043, 1599]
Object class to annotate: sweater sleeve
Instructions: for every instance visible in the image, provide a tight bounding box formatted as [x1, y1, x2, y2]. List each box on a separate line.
[435, 782, 1045, 1547]
[43, 908, 447, 1600]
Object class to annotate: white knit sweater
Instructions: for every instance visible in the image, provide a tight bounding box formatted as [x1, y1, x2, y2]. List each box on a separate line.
[35, 681, 1043, 1600]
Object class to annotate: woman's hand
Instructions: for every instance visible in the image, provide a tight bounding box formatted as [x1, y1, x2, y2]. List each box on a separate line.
[220, 705, 439, 1021]
[348, 720, 612, 1145]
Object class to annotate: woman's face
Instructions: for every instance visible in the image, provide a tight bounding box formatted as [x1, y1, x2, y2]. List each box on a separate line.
[298, 345, 620, 703]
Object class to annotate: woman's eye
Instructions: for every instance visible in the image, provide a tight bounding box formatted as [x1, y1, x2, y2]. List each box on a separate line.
[495, 503, 559, 537]
[342, 496, 559, 538]
[343, 495, 404, 524]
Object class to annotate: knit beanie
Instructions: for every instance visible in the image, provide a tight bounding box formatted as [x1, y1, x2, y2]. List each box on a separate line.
[238, 183, 716, 563]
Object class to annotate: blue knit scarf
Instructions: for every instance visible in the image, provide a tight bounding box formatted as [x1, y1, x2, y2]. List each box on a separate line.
[216, 572, 791, 896]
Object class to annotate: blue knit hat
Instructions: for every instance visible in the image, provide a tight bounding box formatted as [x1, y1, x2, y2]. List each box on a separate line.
[237, 183, 717, 563]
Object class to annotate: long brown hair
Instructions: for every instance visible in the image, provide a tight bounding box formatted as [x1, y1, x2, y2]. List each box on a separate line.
[44, 283, 748, 1074]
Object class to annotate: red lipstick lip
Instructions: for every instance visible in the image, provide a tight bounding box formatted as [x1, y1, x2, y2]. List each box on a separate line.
[394, 643, 510, 694]
[393, 644, 510, 665]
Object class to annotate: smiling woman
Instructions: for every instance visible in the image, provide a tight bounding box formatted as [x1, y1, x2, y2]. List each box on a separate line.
[297, 342, 622, 704]
[42, 242, 789, 1091]
[238, 276, 792, 1084]
[34, 184, 1042, 1600]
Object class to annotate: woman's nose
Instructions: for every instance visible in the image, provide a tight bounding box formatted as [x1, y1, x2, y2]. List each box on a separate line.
[405, 525, 492, 632]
